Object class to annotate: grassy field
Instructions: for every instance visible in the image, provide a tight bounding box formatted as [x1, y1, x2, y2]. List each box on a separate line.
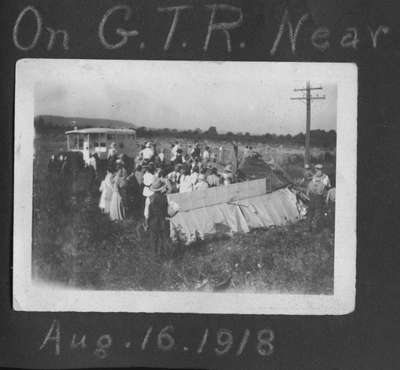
[32, 131, 334, 294]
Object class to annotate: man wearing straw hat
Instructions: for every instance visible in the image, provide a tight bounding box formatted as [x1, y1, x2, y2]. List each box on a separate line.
[148, 179, 168, 256]
[306, 163, 331, 231]
[313, 163, 331, 188]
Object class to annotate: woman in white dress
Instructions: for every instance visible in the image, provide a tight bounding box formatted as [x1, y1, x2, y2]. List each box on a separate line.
[109, 171, 126, 221]
[99, 169, 113, 214]
[142, 163, 155, 228]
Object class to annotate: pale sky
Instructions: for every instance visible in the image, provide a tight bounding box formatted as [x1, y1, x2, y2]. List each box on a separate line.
[35, 61, 337, 135]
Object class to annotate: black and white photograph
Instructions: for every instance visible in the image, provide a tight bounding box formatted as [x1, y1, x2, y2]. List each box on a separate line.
[13, 59, 356, 313]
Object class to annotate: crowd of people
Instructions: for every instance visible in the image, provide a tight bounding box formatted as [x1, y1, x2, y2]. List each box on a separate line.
[46, 140, 335, 254]
[47, 141, 244, 255]
[98, 141, 240, 229]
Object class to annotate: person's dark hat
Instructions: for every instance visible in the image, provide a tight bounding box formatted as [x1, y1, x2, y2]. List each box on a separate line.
[150, 179, 166, 192]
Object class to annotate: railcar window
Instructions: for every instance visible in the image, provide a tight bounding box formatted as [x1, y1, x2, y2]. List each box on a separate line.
[69, 134, 82, 150]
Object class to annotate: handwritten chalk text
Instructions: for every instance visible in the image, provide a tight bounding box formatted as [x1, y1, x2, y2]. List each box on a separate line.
[13, 5, 391, 54]
[13, 6, 69, 51]
[38, 320, 275, 359]
[98, 5, 139, 50]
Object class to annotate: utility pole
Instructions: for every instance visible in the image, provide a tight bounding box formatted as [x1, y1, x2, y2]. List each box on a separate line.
[291, 81, 325, 165]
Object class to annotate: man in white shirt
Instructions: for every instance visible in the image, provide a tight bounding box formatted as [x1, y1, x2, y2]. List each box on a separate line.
[306, 164, 331, 231]
[314, 164, 331, 188]
[170, 141, 181, 162]
[202, 146, 210, 162]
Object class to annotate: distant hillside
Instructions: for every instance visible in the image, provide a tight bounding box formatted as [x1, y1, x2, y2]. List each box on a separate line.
[34, 115, 136, 131]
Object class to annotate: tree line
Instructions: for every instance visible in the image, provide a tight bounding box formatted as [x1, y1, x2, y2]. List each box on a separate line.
[135, 126, 336, 148]
[35, 117, 336, 148]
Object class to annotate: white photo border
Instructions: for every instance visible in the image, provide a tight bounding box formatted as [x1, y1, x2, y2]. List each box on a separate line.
[13, 59, 357, 314]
